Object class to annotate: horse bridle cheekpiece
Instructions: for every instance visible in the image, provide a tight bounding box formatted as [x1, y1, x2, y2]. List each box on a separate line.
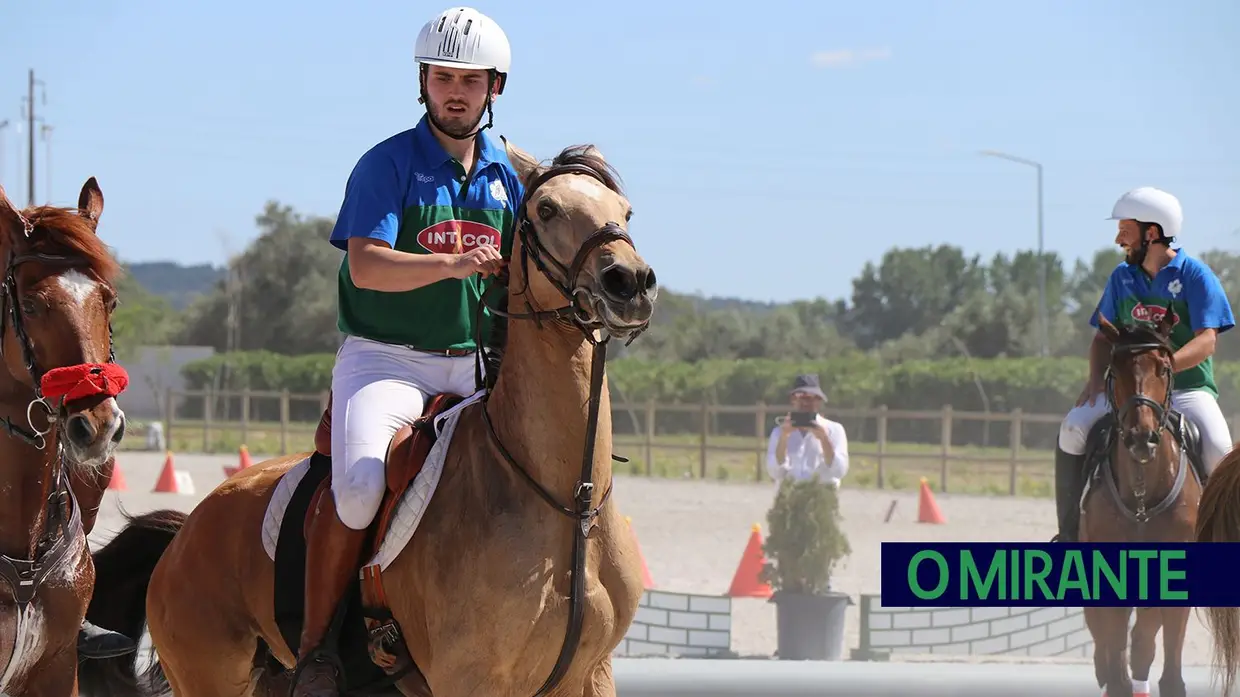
[471, 157, 649, 697]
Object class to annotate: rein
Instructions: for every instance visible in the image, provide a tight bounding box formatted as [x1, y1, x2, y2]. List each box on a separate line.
[1100, 333, 1188, 524]
[0, 209, 128, 610]
[470, 159, 648, 697]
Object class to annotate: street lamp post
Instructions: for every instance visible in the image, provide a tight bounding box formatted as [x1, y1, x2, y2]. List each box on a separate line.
[980, 149, 1048, 357]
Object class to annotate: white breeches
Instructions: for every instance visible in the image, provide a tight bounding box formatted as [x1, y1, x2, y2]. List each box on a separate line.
[329, 336, 479, 530]
[1058, 388, 1234, 474]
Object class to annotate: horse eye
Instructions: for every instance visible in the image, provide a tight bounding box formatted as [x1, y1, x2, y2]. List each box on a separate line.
[21, 299, 36, 316]
[625, 209, 633, 222]
[537, 200, 556, 222]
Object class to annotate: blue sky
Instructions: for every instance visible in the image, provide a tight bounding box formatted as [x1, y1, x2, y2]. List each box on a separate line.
[3, 0, 1237, 303]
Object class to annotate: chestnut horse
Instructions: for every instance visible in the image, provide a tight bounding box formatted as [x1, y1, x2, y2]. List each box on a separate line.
[0, 179, 131, 696]
[1077, 312, 1204, 697]
[78, 140, 658, 697]
[1193, 437, 1240, 696]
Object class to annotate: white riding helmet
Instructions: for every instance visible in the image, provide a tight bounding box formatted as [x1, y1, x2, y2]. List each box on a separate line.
[415, 7, 511, 93]
[1108, 186, 1182, 241]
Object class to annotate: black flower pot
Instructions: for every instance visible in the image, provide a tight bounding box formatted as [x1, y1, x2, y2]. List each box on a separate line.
[772, 590, 852, 661]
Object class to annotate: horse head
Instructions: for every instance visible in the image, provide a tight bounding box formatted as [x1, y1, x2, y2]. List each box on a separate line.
[0, 178, 127, 471]
[1097, 309, 1177, 465]
[501, 140, 658, 344]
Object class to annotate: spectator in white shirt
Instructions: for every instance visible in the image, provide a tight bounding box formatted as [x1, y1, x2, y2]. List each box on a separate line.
[766, 374, 850, 486]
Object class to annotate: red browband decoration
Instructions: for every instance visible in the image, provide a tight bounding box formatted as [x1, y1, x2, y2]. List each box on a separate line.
[39, 363, 130, 403]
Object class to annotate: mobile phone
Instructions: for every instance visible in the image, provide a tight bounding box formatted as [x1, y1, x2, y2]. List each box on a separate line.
[790, 411, 816, 428]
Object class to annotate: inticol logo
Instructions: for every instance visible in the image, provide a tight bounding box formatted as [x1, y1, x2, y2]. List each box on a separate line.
[416, 219, 501, 254]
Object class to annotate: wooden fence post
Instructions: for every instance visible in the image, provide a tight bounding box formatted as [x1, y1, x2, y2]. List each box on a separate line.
[876, 405, 887, 489]
[939, 405, 953, 492]
[1008, 408, 1023, 496]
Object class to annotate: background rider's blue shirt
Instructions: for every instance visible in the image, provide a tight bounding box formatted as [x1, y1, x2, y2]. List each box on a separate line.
[328, 114, 525, 351]
[1091, 248, 1234, 395]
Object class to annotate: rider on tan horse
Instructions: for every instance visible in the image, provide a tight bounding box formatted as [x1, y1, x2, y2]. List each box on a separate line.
[292, 7, 522, 696]
[1053, 186, 1235, 543]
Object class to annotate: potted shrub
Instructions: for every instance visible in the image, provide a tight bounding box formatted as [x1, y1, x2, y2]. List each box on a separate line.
[759, 476, 853, 660]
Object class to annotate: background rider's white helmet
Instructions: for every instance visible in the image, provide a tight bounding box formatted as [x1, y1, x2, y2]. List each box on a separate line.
[1108, 186, 1182, 241]
[415, 7, 511, 94]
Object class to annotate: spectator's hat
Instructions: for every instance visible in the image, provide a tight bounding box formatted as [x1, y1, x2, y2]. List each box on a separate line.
[790, 374, 828, 402]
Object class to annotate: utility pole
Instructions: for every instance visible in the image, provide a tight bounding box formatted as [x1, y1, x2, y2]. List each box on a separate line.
[22, 69, 47, 206]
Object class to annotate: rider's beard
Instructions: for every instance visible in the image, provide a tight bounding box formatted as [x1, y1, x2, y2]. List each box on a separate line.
[430, 100, 485, 138]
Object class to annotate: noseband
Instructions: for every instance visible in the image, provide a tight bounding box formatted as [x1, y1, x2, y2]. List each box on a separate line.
[470, 158, 649, 697]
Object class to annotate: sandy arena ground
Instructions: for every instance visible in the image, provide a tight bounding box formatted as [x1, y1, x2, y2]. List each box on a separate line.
[90, 449, 1218, 669]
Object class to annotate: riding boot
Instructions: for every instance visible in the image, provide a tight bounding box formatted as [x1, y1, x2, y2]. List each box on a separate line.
[291, 488, 368, 697]
[1053, 446, 1087, 543]
[70, 456, 139, 660]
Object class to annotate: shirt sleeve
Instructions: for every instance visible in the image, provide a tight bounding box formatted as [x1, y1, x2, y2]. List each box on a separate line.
[819, 419, 850, 482]
[328, 147, 404, 253]
[766, 426, 789, 480]
[1182, 259, 1236, 334]
[1089, 267, 1124, 329]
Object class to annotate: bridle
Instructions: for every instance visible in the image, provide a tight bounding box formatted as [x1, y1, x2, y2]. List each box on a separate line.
[1104, 336, 1174, 459]
[1100, 330, 1185, 524]
[468, 158, 650, 697]
[0, 208, 121, 610]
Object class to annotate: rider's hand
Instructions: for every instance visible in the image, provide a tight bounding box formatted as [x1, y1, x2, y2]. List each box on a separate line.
[779, 414, 795, 437]
[447, 245, 505, 280]
[1076, 377, 1105, 407]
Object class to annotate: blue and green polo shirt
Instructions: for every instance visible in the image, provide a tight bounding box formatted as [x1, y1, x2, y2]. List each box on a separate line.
[329, 114, 524, 351]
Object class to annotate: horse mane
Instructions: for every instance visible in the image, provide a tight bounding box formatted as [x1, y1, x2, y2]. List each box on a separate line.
[548, 145, 625, 197]
[15, 206, 122, 285]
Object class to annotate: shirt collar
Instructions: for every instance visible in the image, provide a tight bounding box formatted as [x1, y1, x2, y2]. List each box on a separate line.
[414, 113, 501, 172]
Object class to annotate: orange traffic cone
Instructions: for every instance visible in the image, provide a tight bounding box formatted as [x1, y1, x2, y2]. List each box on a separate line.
[153, 451, 194, 494]
[917, 477, 946, 524]
[726, 523, 774, 598]
[224, 444, 254, 478]
[107, 462, 128, 491]
[626, 516, 655, 590]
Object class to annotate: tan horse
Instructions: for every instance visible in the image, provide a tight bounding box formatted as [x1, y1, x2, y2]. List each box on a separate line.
[1077, 312, 1205, 697]
[0, 179, 132, 696]
[78, 140, 659, 697]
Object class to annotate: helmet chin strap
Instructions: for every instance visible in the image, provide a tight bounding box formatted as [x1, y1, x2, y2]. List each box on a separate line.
[418, 65, 497, 141]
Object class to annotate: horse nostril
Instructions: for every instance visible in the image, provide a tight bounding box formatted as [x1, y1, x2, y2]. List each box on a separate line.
[640, 267, 657, 293]
[67, 415, 96, 449]
[112, 416, 127, 444]
[600, 265, 639, 301]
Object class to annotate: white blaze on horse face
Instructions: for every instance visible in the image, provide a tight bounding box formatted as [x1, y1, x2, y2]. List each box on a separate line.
[563, 176, 604, 201]
[57, 269, 99, 306]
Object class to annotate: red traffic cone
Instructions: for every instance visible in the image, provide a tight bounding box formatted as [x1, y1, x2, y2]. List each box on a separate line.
[917, 477, 946, 524]
[153, 451, 194, 494]
[107, 462, 128, 491]
[726, 523, 774, 598]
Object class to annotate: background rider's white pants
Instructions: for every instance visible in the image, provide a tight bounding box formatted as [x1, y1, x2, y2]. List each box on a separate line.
[1058, 388, 1234, 474]
[329, 336, 478, 530]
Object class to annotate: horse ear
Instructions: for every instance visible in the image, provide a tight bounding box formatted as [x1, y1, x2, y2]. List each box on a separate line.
[1097, 312, 1121, 342]
[0, 184, 22, 242]
[581, 144, 606, 162]
[77, 177, 104, 229]
[1158, 306, 1177, 337]
[502, 137, 541, 187]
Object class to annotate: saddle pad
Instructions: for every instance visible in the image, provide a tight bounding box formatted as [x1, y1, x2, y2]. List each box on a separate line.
[261, 389, 482, 568]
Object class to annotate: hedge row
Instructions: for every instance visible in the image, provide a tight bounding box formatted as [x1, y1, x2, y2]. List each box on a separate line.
[178, 351, 1240, 448]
